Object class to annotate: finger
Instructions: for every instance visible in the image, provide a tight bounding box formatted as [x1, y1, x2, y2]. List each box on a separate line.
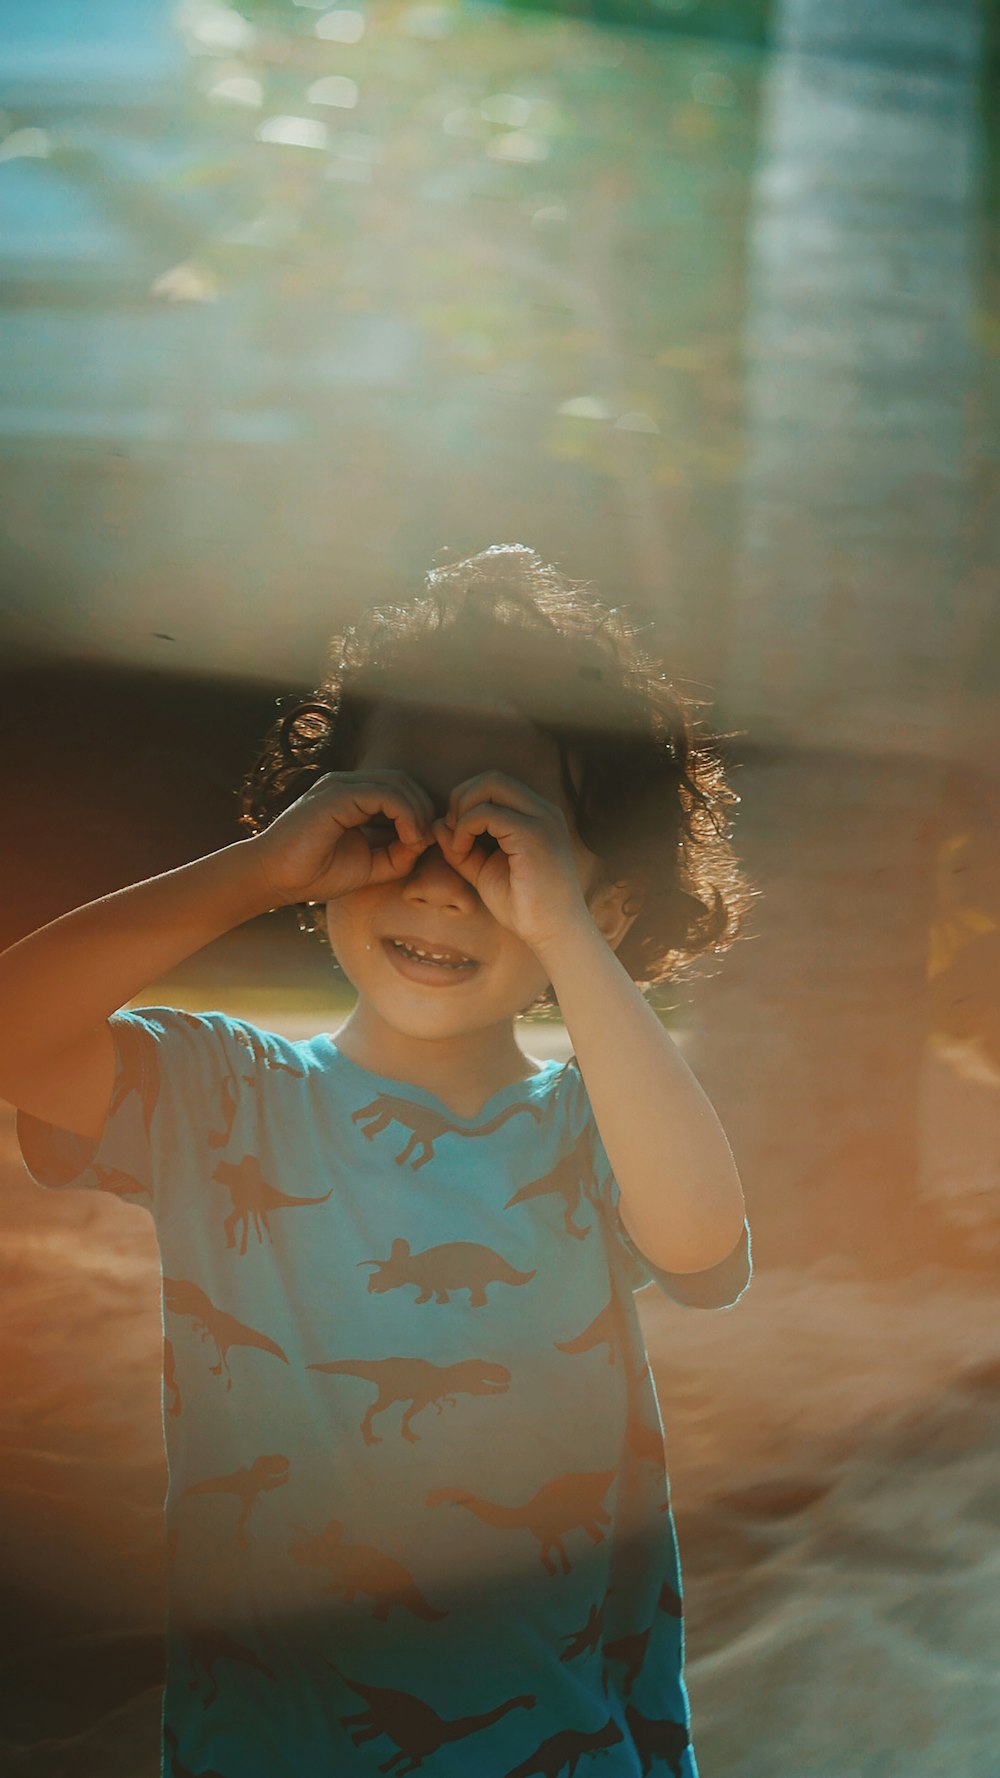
[373, 771, 437, 835]
[433, 815, 469, 857]
[447, 773, 545, 824]
[350, 780, 429, 847]
[431, 817, 493, 891]
[447, 800, 535, 855]
[364, 841, 421, 886]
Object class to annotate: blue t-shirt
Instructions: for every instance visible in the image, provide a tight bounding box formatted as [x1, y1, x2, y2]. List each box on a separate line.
[17, 1008, 751, 1778]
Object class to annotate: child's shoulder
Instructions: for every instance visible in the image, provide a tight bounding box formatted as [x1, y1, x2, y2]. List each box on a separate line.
[111, 1004, 311, 1072]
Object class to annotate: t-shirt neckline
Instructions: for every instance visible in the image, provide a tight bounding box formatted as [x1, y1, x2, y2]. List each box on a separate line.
[311, 1035, 566, 1127]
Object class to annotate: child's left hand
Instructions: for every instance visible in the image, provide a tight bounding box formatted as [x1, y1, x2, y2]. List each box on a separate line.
[430, 773, 594, 958]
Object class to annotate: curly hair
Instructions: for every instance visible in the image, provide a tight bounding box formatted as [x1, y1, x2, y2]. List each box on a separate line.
[237, 543, 758, 1015]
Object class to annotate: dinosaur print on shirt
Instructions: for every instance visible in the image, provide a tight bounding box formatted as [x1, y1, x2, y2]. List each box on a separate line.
[624, 1703, 692, 1777]
[183, 1622, 278, 1709]
[351, 1090, 542, 1169]
[559, 1597, 606, 1669]
[209, 1154, 333, 1255]
[358, 1236, 536, 1306]
[307, 1354, 511, 1445]
[164, 1277, 290, 1389]
[425, 1470, 615, 1578]
[289, 1518, 448, 1622]
[554, 1296, 620, 1366]
[504, 1126, 597, 1241]
[504, 1716, 625, 1778]
[16, 1007, 751, 1778]
[328, 1662, 537, 1775]
[182, 1454, 291, 1549]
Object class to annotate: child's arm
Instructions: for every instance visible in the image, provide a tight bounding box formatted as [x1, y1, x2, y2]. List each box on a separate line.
[538, 919, 747, 1276]
[0, 842, 273, 1138]
[0, 767, 436, 1141]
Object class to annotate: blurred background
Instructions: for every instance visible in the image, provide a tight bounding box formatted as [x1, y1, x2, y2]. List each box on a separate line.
[1, 1, 999, 1773]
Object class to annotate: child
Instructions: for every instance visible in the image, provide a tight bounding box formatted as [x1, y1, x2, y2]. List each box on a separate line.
[3, 543, 754, 1778]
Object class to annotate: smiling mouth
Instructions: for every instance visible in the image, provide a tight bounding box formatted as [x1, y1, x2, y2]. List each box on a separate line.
[384, 936, 480, 970]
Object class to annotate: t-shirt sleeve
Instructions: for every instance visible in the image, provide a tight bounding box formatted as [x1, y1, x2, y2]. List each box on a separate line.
[564, 1056, 752, 1311]
[15, 1005, 237, 1217]
[616, 1207, 752, 1309]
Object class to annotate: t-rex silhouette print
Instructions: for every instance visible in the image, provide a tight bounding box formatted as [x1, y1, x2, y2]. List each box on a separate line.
[164, 1277, 290, 1390]
[207, 1072, 238, 1151]
[162, 1722, 230, 1778]
[209, 1155, 333, 1255]
[325, 1660, 535, 1775]
[182, 1454, 290, 1549]
[426, 1470, 615, 1578]
[502, 1716, 624, 1778]
[351, 1093, 542, 1170]
[623, 1702, 691, 1777]
[504, 1127, 598, 1241]
[358, 1237, 536, 1307]
[164, 1336, 182, 1417]
[559, 1598, 606, 1667]
[182, 1622, 278, 1709]
[306, 1355, 510, 1444]
[289, 1516, 446, 1622]
[232, 1024, 306, 1082]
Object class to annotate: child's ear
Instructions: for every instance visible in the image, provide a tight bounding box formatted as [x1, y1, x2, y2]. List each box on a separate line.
[588, 876, 645, 952]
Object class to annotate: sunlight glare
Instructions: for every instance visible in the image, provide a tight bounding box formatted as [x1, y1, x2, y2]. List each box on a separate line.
[307, 75, 360, 108]
[256, 116, 329, 150]
[314, 9, 365, 42]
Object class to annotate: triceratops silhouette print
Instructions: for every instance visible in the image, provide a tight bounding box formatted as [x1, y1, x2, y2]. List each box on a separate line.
[624, 1702, 691, 1777]
[306, 1355, 510, 1444]
[358, 1238, 536, 1306]
[326, 1661, 536, 1775]
[181, 1454, 290, 1549]
[289, 1517, 447, 1622]
[503, 1716, 624, 1778]
[504, 1127, 598, 1241]
[426, 1471, 615, 1578]
[351, 1093, 542, 1169]
[209, 1155, 333, 1255]
[164, 1277, 289, 1390]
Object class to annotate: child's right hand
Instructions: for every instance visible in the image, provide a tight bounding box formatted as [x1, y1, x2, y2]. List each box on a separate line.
[247, 771, 436, 908]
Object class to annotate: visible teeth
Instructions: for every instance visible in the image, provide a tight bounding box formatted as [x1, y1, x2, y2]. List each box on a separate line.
[392, 940, 473, 967]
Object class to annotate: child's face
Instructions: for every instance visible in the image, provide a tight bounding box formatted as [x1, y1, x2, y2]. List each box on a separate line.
[322, 695, 606, 1038]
